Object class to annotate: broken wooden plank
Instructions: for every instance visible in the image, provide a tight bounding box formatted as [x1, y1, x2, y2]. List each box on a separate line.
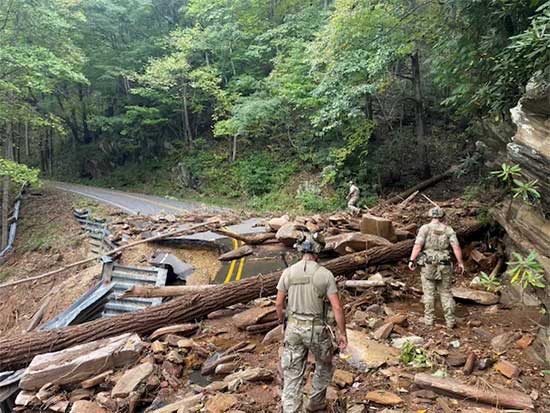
[218, 245, 254, 261]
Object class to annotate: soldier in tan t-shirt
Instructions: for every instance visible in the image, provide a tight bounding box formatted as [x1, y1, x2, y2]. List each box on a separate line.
[409, 207, 465, 328]
[275, 232, 347, 413]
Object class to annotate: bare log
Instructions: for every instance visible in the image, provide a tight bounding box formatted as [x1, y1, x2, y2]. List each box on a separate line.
[119, 285, 216, 299]
[213, 228, 275, 245]
[218, 245, 254, 261]
[386, 166, 458, 204]
[343, 279, 386, 288]
[0, 220, 217, 290]
[0, 222, 483, 370]
[414, 373, 533, 410]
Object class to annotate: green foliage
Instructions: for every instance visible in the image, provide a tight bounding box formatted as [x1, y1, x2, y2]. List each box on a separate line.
[507, 251, 546, 289]
[512, 179, 541, 204]
[491, 163, 522, 184]
[479, 271, 502, 293]
[400, 342, 432, 368]
[0, 159, 40, 186]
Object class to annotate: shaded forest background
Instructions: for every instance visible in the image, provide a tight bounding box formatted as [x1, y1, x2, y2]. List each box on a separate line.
[1, 0, 549, 212]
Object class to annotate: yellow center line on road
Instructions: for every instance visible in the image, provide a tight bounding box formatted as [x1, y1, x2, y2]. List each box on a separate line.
[235, 241, 246, 281]
[224, 238, 239, 284]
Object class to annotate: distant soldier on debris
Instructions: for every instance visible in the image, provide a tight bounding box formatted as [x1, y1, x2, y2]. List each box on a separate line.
[276, 232, 347, 413]
[408, 207, 465, 328]
[347, 180, 360, 215]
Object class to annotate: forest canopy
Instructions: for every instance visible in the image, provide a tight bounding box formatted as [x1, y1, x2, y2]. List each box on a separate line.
[0, 0, 549, 210]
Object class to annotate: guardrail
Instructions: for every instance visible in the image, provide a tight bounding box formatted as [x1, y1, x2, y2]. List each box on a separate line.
[0, 186, 25, 259]
[73, 209, 116, 255]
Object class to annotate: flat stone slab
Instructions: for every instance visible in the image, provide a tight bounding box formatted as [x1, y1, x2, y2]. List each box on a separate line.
[20, 333, 144, 391]
[111, 362, 154, 398]
[452, 287, 499, 305]
[346, 329, 400, 370]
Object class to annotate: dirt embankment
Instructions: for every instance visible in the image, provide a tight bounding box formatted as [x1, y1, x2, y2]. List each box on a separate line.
[0, 188, 99, 335]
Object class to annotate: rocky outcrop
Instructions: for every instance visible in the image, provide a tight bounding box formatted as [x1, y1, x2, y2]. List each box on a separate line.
[501, 78, 550, 365]
[509, 78, 550, 213]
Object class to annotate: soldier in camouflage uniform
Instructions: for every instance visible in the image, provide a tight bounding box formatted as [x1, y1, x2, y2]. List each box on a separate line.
[347, 181, 361, 215]
[276, 232, 347, 413]
[408, 207, 465, 328]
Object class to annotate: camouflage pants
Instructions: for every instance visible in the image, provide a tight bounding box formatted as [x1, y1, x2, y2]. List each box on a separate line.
[281, 322, 334, 413]
[421, 264, 455, 326]
[348, 197, 360, 215]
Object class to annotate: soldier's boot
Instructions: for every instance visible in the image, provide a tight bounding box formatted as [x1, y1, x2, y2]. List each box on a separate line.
[305, 402, 327, 412]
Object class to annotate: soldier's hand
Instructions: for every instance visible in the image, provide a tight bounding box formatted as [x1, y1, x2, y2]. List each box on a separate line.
[456, 263, 465, 274]
[408, 261, 416, 271]
[338, 335, 348, 352]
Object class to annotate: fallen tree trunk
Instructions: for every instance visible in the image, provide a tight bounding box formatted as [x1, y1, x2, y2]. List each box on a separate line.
[0, 222, 483, 370]
[119, 285, 217, 299]
[386, 166, 458, 204]
[414, 373, 533, 410]
[213, 229, 275, 245]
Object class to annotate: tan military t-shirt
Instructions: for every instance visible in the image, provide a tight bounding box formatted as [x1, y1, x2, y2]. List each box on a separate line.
[277, 260, 338, 318]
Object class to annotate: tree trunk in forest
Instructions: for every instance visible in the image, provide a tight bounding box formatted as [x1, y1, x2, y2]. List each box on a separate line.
[0, 222, 483, 370]
[231, 135, 237, 162]
[1, 123, 13, 249]
[24, 120, 30, 158]
[39, 133, 46, 174]
[79, 85, 92, 144]
[182, 83, 193, 147]
[411, 49, 431, 179]
[47, 127, 53, 174]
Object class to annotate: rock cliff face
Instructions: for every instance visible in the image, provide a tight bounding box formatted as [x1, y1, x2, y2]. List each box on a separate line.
[500, 80, 550, 366]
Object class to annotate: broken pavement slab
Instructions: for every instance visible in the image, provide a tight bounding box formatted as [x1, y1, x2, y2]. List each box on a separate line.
[452, 287, 499, 305]
[346, 329, 400, 370]
[111, 361, 154, 398]
[20, 333, 144, 391]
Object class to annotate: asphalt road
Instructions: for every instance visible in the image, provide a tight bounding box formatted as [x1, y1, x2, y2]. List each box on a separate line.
[53, 181, 212, 215]
[53, 181, 280, 283]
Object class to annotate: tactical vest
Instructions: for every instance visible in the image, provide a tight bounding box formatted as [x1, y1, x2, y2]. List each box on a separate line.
[287, 263, 334, 324]
[420, 223, 452, 265]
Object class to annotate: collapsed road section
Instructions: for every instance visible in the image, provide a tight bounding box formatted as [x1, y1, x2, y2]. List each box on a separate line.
[0, 192, 548, 411]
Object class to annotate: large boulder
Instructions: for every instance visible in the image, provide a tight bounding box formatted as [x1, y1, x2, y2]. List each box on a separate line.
[276, 223, 304, 246]
[360, 215, 397, 242]
[325, 232, 391, 255]
[20, 333, 144, 391]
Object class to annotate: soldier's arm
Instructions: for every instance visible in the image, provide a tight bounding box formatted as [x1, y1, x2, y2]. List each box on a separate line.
[448, 228, 465, 272]
[409, 225, 427, 265]
[275, 270, 289, 323]
[275, 290, 286, 324]
[328, 293, 347, 350]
